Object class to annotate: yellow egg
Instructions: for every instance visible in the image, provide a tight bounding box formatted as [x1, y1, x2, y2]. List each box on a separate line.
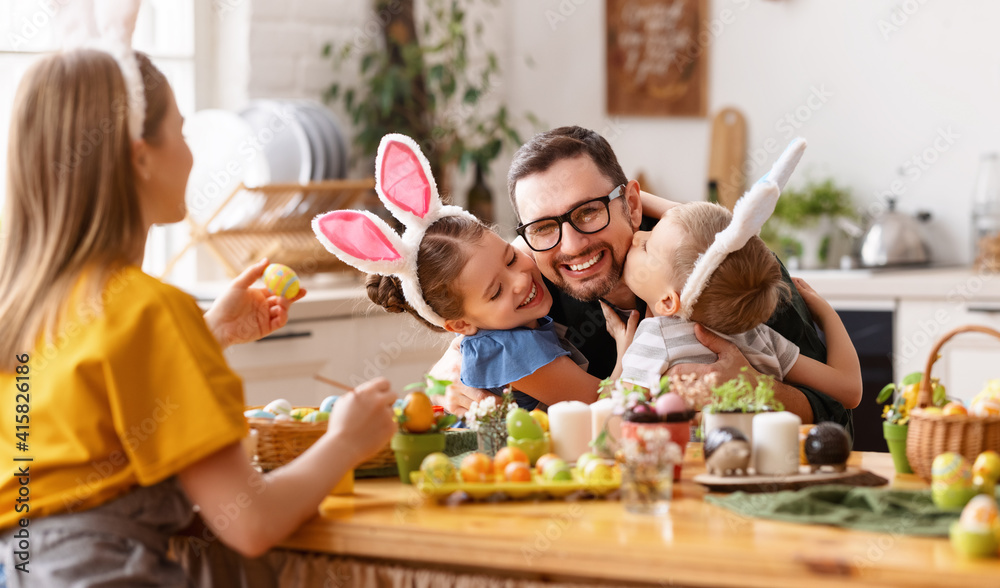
[263, 263, 300, 299]
[290, 407, 315, 420]
[932, 452, 973, 487]
[974, 451, 1000, 481]
[960, 495, 999, 533]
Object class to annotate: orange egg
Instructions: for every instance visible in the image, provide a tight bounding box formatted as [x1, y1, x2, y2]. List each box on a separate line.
[504, 461, 532, 483]
[943, 402, 968, 416]
[493, 446, 529, 479]
[459, 452, 493, 483]
[402, 391, 434, 433]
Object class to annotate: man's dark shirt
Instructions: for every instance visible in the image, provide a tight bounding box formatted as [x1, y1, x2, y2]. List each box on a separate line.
[543, 216, 854, 439]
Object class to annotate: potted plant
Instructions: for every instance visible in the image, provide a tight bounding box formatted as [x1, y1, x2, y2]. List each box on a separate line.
[321, 0, 535, 211]
[877, 371, 948, 475]
[762, 178, 856, 269]
[391, 377, 457, 484]
[702, 370, 784, 446]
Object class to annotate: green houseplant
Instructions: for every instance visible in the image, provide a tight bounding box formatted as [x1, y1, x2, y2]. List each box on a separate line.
[702, 370, 784, 446]
[877, 371, 948, 475]
[762, 178, 856, 269]
[322, 0, 534, 204]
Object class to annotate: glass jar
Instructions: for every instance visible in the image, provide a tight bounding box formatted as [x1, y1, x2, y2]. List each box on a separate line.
[972, 153, 1000, 272]
[475, 420, 507, 458]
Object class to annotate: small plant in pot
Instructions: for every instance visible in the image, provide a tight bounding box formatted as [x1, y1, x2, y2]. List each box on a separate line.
[391, 376, 458, 484]
[877, 371, 948, 475]
[702, 369, 784, 446]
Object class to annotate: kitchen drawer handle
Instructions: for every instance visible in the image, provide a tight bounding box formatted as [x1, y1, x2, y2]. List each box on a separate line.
[967, 306, 1000, 314]
[257, 330, 313, 342]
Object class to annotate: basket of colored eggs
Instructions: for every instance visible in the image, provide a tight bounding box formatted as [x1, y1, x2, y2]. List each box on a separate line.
[245, 396, 396, 472]
[906, 325, 1000, 481]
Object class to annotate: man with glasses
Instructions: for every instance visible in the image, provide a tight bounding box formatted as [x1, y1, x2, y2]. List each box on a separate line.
[437, 126, 851, 434]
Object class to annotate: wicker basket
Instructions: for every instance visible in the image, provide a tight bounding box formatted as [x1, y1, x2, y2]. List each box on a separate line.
[246, 407, 394, 472]
[905, 325, 1000, 481]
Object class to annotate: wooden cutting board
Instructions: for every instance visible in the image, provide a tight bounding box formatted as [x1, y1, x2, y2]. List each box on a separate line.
[707, 107, 747, 211]
[693, 466, 888, 493]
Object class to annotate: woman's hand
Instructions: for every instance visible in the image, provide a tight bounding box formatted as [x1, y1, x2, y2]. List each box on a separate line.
[325, 377, 397, 466]
[204, 258, 306, 349]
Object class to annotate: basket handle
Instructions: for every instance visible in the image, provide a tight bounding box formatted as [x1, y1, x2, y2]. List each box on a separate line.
[917, 324, 1000, 408]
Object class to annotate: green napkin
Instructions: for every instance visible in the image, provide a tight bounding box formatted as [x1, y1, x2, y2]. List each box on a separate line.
[705, 485, 996, 536]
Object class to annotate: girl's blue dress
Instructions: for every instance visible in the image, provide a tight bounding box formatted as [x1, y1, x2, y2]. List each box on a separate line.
[459, 316, 588, 411]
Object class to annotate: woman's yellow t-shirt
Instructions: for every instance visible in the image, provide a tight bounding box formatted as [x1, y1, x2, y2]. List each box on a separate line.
[0, 266, 246, 529]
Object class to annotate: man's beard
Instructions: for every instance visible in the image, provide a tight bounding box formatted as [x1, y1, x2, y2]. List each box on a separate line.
[548, 245, 625, 302]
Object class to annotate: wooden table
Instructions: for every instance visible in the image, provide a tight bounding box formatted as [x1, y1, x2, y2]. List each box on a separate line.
[278, 451, 1000, 587]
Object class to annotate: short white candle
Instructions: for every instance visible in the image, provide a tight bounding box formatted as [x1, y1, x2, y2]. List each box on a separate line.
[548, 401, 592, 462]
[751, 411, 802, 476]
[590, 398, 620, 442]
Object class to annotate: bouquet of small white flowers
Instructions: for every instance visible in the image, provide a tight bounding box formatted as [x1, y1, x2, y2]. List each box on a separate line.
[465, 389, 515, 457]
[465, 389, 515, 432]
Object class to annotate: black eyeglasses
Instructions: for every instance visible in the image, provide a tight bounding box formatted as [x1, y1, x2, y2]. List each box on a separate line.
[515, 184, 626, 252]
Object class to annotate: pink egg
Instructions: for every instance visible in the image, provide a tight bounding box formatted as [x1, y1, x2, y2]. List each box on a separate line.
[655, 392, 687, 416]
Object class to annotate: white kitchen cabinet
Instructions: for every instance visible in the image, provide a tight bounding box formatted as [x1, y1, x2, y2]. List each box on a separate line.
[895, 300, 1000, 404]
[225, 313, 451, 407]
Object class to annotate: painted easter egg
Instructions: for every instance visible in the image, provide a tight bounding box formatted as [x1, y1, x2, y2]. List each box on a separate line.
[974, 451, 1000, 482]
[960, 495, 999, 533]
[274, 414, 294, 422]
[320, 395, 339, 413]
[302, 411, 329, 424]
[932, 452, 973, 488]
[290, 407, 315, 420]
[244, 409, 275, 419]
[263, 263, 300, 299]
[264, 398, 292, 417]
[970, 395, 1000, 417]
[654, 392, 687, 417]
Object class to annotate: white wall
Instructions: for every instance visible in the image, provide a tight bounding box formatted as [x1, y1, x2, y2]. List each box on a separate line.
[506, 0, 1000, 265]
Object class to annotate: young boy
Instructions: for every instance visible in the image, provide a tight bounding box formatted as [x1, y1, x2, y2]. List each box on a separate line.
[620, 201, 862, 410]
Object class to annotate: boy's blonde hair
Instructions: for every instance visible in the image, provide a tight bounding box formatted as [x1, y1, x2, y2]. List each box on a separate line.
[666, 202, 789, 335]
[0, 50, 170, 371]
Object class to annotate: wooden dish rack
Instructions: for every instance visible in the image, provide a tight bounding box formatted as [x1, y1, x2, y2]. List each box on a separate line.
[163, 179, 376, 278]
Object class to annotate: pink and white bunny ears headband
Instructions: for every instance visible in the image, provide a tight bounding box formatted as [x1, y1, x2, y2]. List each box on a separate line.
[56, 0, 145, 141]
[677, 138, 807, 320]
[312, 134, 478, 328]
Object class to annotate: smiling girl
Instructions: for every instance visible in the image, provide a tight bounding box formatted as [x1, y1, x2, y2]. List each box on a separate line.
[317, 135, 638, 411]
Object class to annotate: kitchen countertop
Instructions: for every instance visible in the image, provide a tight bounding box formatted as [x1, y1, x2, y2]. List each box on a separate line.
[181, 266, 1000, 321]
[789, 266, 1000, 303]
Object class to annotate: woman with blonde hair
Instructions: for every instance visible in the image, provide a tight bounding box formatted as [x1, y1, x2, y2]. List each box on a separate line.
[0, 35, 394, 588]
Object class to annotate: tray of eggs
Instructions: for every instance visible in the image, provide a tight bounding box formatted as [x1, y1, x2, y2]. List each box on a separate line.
[411, 448, 621, 500]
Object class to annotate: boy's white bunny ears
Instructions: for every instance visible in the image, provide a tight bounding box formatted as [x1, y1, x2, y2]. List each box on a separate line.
[312, 134, 478, 328]
[677, 138, 807, 320]
[56, 0, 145, 141]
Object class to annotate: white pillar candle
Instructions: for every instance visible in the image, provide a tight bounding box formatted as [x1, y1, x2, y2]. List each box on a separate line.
[548, 401, 592, 463]
[590, 398, 621, 442]
[752, 412, 802, 476]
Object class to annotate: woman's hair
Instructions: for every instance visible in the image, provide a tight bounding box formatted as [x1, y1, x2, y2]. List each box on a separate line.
[666, 202, 790, 335]
[366, 216, 488, 331]
[0, 49, 171, 371]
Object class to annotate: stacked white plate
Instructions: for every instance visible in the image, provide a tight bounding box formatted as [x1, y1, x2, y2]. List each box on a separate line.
[183, 100, 349, 230]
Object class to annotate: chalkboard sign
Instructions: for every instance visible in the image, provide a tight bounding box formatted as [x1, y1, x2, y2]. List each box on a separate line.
[606, 0, 708, 117]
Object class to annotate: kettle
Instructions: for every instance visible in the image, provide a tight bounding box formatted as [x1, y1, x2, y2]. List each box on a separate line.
[858, 199, 931, 267]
